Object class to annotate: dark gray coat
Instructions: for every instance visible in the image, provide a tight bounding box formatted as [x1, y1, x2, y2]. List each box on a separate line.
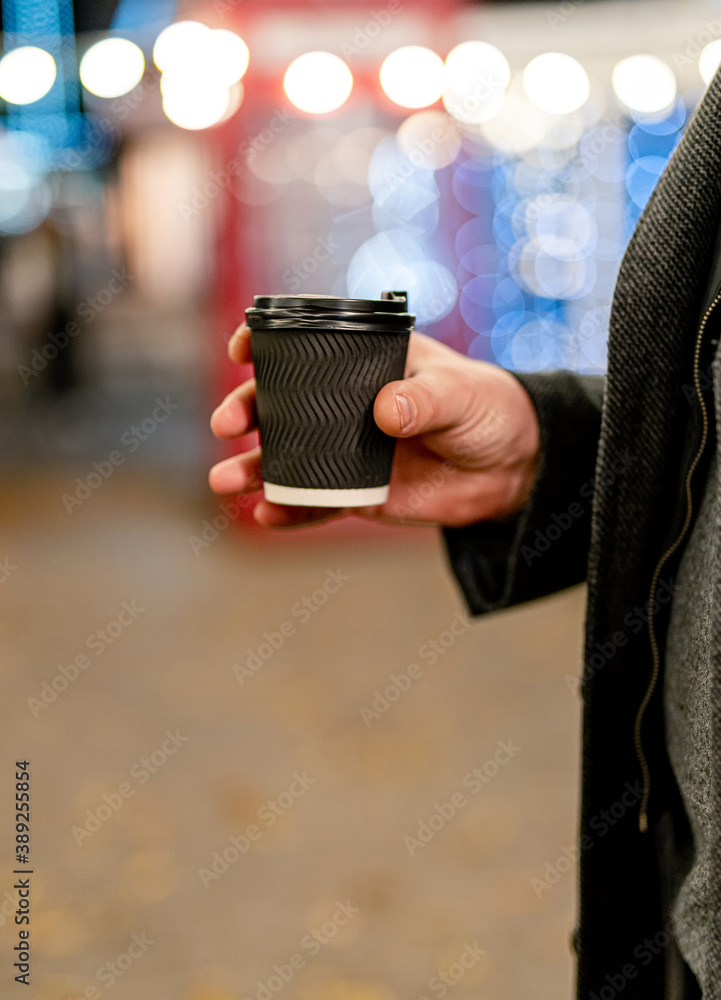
[442, 70, 721, 998]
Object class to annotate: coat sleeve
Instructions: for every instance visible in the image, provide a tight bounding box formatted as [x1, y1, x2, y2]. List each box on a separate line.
[441, 371, 605, 616]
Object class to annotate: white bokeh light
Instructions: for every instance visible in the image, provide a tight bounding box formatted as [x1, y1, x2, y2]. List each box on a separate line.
[347, 230, 457, 325]
[161, 77, 230, 130]
[443, 41, 510, 124]
[482, 92, 548, 154]
[0, 160, 50, 234]
[523, 53, 590, 115]
[154, 22, 248, 129]
[283, 52, 353, 114]
[80, 38, 145, 99]
[699, 39, 721, 86]
[209, 29, 249, 86]
[612, 55, 677, 114]
[397, 111, 462, 170]
[0, 46, 56, 105]
[379, 46, 445, 109]
[154, 22, 248, 86]
[153, 20, 209, 72]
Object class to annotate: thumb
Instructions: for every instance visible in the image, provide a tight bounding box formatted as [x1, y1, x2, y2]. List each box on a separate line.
[373, 368, 470, 439]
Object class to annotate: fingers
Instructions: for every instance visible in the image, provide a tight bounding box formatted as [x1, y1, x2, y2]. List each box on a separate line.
[253, 500, 347, 529]
[373, 362, 472, 440]
[374, 331, 474, 439]
[208, 446, 262, 494]
[227, 322, 252, 364]
[210, 378, 257, 439]
[208, 444, 352, 529]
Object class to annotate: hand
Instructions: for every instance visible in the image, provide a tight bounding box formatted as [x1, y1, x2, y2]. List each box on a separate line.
[209, 322, 540, 530]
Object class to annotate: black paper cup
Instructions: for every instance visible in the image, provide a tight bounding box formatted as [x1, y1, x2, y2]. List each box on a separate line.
[245, 292, 414, 507]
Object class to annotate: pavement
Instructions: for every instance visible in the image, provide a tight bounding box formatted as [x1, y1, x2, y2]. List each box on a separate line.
[1, 468, 585, 1000]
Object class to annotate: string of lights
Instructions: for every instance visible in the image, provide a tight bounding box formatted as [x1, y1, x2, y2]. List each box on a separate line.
[0, 16, 716, 372]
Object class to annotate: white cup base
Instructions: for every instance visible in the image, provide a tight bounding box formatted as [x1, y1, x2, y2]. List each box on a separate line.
[263, 482, 390, 508]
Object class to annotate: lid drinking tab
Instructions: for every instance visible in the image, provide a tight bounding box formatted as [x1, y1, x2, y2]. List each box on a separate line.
[381, 291, 408, 306]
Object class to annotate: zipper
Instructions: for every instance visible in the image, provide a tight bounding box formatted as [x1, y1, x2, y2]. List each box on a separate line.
[634, 290, 721, 833]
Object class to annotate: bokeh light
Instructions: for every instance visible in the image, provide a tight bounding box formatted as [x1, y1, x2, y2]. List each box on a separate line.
[396, 111, 462, 170]
[579, 124, 629, 182]
[379, 47, 445, 109]
[503, 316, 568, 370]
[347, 230, 457, 325]
[699, 39, 721, 86]
[332, 127, 387, 185]
[153, 20, 209, 72]
[367, 133, 441, 238]
[154, 22, 248, 87]
[0, 159, 51, 234]
[80, 38, 145, 99]
[0, 46, 56, 105]
[526, 195, 597, 261]
[311, 127, 386, 207]
[626, 155, 667, 208]
[161, 77, 231, 130]
[513, 237, 597, 299]
[612, 55, 677, 114]
[482, 92, 548, 155]
[523, 53, 590, 115]
[630, 96, 685, 134]
[155, 22, 248, 128]
[283, 52, 353, 114]
[443, 41, 510, 124]
[246, 134, 310, 187]
[209, 29, 250, 87]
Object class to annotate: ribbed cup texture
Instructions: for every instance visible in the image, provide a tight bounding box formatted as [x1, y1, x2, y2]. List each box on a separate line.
[251, 327, 410, 490]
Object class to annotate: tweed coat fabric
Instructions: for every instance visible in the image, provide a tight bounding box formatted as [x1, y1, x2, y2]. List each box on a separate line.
[442, 71, 721, 997]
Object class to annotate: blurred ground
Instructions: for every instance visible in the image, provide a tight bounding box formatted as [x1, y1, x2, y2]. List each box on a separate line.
[1, 468, 584, 1000]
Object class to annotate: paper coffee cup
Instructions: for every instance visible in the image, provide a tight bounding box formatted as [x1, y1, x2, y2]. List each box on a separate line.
[246, 292, 414, 507]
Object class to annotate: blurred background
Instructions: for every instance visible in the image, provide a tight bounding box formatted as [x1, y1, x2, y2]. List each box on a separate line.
[0, 0, 714, 996]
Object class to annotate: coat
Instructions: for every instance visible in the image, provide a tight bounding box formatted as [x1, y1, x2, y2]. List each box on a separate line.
[442, 70, 721, 997]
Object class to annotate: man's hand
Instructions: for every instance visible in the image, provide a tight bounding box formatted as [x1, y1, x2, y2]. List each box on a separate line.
[209, 323, 540, 529]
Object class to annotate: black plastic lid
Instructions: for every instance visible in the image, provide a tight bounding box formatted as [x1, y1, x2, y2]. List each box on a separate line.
[246, 291, 414, 333]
